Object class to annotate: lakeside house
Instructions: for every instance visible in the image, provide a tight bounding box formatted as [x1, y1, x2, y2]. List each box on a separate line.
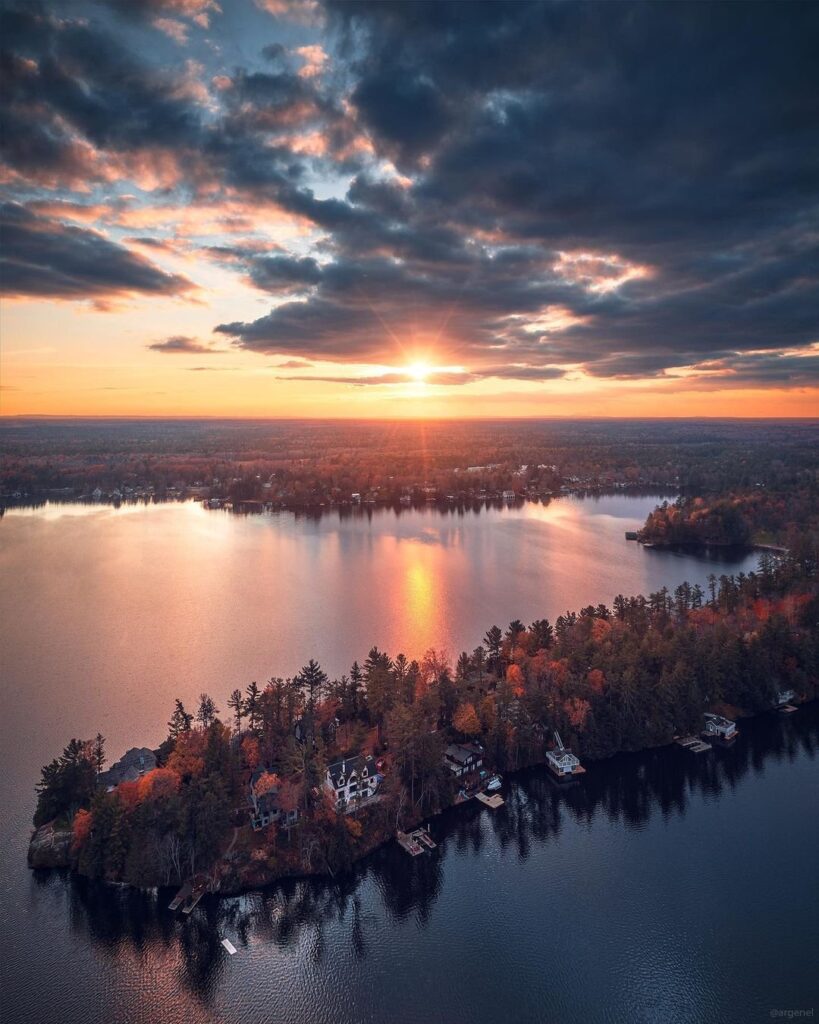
[443, 742, 484, 778]
[773, 688, 795, 707]
[97, 747, 156, 791]
[545, 732, 582, 778]
[502, 489, 516, 501]
[703, 713, 738, 740]
[249, 772, 299, 831]
[324, 755, 380, 812]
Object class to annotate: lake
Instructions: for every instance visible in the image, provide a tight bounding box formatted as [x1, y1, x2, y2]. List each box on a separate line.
[2, 494, 816, 1024]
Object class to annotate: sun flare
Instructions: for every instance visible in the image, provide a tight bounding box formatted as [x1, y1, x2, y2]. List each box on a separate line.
[407, 361, 432, 383]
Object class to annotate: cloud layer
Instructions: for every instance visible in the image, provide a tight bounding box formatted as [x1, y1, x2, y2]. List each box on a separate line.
[1, 1, 817, 391]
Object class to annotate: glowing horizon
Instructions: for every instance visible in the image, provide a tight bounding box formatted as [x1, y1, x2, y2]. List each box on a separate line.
[1, 3, 817, 419]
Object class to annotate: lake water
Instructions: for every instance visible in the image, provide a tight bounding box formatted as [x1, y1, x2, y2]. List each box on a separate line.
[2, 495, 816, 1024]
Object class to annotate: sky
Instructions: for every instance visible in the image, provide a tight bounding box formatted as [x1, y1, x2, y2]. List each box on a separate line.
[1, 0, 818, 419]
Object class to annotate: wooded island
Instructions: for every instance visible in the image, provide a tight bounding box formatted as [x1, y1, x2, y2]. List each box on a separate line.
[29, 501, 818, 892]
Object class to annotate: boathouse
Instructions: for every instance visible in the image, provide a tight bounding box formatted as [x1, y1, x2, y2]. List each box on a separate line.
[545, 732, 582, 778]
[703, 713, 737, 740]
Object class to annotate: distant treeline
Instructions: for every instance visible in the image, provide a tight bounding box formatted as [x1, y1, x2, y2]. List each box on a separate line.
[4, 418, 818, 508]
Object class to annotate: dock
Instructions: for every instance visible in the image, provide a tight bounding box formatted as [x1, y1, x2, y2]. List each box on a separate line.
[396, 827, 437, 856]
[475, 792, 505, 809]
[676, 736, 711, 753]
[779, 704, 798, 714]
[220, 938, 237, 955]
[168, 881, 192, 911]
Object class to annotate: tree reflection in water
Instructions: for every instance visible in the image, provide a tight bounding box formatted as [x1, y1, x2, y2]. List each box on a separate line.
[43, 704, 816, 1008]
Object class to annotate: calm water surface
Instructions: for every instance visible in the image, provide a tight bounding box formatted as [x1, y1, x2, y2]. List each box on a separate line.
[2, 495, 816, 1024]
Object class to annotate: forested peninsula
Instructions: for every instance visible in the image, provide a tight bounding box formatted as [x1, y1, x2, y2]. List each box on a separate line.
[29, 518, 818, 893]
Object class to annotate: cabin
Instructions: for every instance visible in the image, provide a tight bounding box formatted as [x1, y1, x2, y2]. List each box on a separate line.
[249, 772, 299, 831]
[97, 747, 157, 791]
[545, 732, 582, 778]
[502, 490, 516, 501]
[443, 743, 483, 778]
[324, 755, 380, 812]
[703, 713, 737, 740]
[773, 688, 795, 707]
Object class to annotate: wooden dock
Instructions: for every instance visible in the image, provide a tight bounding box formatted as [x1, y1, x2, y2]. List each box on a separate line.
[396, 830, 425, 856]
[396, 827, 437, 855]
[676, 736, 711, 753]
[168, 881, 192, 911]
[475, 792, 505, 809]
[779, 704, 798, 714]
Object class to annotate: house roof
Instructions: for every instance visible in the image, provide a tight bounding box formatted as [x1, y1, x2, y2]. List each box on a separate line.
[326, 754, 376, 788]
[98, 747, 157, 789]
[444, 743, 481, 765]
[705, 713, 734, 728]
[547, 748, 579, 764]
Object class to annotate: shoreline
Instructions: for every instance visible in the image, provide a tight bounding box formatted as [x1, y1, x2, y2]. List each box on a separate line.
[29, 698, 810, 897]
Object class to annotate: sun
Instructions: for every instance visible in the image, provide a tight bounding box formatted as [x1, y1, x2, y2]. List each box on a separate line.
[407, 361, 432, 383]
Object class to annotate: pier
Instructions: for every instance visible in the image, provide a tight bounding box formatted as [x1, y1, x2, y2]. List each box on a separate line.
[676, 736, 711, 753]
[396, 827, 437, 856]
[475, 791, 505, 809]
[168, 881, 192, 911]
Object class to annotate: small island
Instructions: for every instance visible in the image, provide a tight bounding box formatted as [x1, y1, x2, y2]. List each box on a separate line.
[29, 520, 817, 895]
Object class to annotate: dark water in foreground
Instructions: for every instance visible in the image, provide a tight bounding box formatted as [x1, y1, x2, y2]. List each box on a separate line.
[5, 708, 819, 1024]
[1, 496, 815, 1023]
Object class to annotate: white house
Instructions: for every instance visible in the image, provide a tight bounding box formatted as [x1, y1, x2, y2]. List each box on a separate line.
[502, 490, 516, 501]
[545, 731, 582, 778]
[324, 755, 380, 812]
[703, 713, 738, 740]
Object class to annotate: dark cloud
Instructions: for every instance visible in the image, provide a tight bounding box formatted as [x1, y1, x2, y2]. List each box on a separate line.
[0, 203, 193, 299]
[2, 1, 817, 390]
[148, 336, 221, 353]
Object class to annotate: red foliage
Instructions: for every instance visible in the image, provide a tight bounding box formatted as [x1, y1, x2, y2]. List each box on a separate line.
[72, 808, 92, 852]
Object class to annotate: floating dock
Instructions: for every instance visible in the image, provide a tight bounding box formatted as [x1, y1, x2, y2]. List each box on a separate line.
[396, 827, 436, 855]
[220, 938, 237, 955]
[475, 792, 505, 809]
[676, 736, 712, 753]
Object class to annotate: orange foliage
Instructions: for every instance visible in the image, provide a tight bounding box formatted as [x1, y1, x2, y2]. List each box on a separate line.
[255, 771, 280, 797]
[591, 618, 612, 642]
[506, 663, 525, 696]
[453, 701, 480, 736]
[136, 767, 181, 802]
[241, 735, 261, 771]
[563, 696, 591, 732]
[166, 729, 206, 779]
[586, 668, 606, 694]
[72, 808, 92, 852]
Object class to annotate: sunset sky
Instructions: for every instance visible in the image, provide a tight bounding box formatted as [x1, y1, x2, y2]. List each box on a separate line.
[1, 0, 817, 418]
